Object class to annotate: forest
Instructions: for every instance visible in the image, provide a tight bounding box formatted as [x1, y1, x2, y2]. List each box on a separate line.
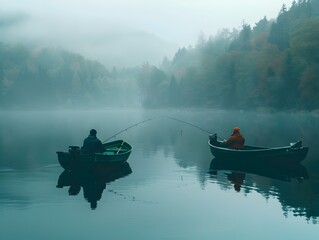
[139, 0, 319, 110]
[0, 46, 140, 109]
[1, 0, 319, 110]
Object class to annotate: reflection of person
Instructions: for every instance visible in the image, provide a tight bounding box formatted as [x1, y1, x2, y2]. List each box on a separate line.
[83, 181, 106, 210]
[227, 172, 245, 192]
[82, 129, 103, 154]
[57, 170, 107, 210]
[224, 127, 245, 150]
[68, 184, 81, 196]
[57, 163, 132, 210]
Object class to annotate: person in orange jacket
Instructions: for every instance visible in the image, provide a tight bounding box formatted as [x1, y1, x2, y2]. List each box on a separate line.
[223, 127, 245, 150]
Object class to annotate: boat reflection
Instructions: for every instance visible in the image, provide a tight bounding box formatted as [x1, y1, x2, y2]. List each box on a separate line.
[209, 157, 309, 184]
[208, 158, 319, 223]
[56, 162, 132, 210]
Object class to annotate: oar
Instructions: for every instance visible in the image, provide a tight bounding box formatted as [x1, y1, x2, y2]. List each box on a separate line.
[116, 140, 125, 154]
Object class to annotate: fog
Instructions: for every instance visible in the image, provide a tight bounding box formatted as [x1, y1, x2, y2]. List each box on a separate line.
[3, 0, 317, 111]
[0, 0, 284, 68]
[2, 1, 319, 229]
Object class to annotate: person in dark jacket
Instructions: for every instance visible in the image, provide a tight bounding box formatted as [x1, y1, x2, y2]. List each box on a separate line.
[224, 127, 245, 150]
[82, 129, 103, 154]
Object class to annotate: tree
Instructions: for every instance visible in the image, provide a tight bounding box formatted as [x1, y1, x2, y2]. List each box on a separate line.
[299, 64, 319, 109]
[268, 4, 290, 50]
[137, 64, 168, 107]
[252, 17, 270, 38]
[290, 20, 319, 64]
[229, 24, 252, 51]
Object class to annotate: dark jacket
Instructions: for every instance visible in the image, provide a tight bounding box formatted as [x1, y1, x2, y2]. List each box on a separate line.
[82, 135, 103, 154]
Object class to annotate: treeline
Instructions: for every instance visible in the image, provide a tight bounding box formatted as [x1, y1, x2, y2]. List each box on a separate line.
[0, 45, 139, 109]
[138, 0, 319, 110]
[1, 0, 319, 111]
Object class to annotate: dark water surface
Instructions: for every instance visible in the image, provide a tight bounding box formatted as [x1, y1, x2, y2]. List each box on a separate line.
[1, 109, 319, 239]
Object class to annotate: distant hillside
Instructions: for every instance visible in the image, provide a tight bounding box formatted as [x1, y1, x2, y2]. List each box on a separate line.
[71, 30, 178, 68]
[2, 0, 319, 111]
[137, 0, 319, 111]
[0, 13, 178, 68]
[0, 45, 140, 109]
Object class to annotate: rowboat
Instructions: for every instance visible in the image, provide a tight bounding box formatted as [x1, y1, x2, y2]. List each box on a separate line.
[208, 135, 309, 164]
[209, 158, 309, 182]
[56, 140, 132, 171]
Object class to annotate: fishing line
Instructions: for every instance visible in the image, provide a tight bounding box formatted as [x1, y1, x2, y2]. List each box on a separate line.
[165, 116, 225, 140]
[165, 116, 212, 134]
[102, 117, 159, 143]
[103, 116, 225, 143]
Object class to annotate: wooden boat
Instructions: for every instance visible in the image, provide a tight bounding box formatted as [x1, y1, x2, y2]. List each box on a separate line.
[209, 158, 309, 182]
[208, 135, 309, 164]
[56, 140, 132, 171]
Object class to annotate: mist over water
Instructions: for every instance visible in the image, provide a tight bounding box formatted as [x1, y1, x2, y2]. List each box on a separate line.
[1, 109, 319, 169]
[1, 0, 319, 238]
[0, 109, 319, 239]
[0, 0, 284, 67]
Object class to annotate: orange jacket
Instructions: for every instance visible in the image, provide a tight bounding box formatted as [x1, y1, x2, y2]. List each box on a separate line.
[225, 133, 245, 150]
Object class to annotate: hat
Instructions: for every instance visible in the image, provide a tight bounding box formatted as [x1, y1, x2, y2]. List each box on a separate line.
[90, 129, 97, 136]
[233, 127, 240, 133]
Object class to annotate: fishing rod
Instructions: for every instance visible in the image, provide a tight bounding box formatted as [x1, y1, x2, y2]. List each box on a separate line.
[103, 115, 225, 143]
[165, 116, 212, 134]
[102, 117, 159, 143]
[165, 116, 225, 140]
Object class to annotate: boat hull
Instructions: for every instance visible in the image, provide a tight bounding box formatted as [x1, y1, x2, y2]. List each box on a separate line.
[56, 140, 132, 171]
[208, 139, 308, 164]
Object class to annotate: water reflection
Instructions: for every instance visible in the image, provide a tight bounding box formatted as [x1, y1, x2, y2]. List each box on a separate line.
[209, 158, 309, 183]
[226, 172, 246, 192]
[2, 109, 319, 238]
[56, 162, 132, 210]
[208, 158, 319, 223]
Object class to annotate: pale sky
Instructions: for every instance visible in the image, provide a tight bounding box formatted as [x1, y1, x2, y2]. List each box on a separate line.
[0, 0, 288, 45]
[0, 0, 289, 67]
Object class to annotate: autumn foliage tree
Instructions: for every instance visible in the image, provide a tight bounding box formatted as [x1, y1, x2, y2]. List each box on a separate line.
[137, 0, 319, 111]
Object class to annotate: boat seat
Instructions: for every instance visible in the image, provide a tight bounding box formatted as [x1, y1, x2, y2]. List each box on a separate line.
[103, 151, 115, 155]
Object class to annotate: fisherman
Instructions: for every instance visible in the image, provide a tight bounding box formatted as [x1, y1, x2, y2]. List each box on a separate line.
[82, 129, 103, 154]
[223, 127, 245, 150]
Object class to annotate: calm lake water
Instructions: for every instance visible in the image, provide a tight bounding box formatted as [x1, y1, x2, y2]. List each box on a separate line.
[1, 109, 319, 240]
